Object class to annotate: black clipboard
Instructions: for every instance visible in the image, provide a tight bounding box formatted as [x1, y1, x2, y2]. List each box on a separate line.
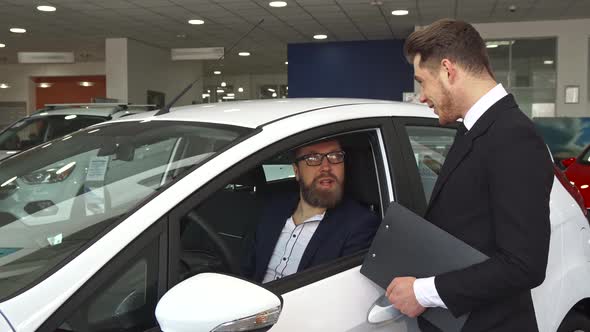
[361, 202, 488, 331]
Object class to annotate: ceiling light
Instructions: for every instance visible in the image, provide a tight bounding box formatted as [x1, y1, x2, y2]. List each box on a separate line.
[10, 28, 26, 34]
[486, 44, 498, 48]
[188, 19, 204, 25]
[37, 82, 53, 88]
[238, 52, 250, 56]
[207, 89, 211, 93]
[285, 61, 288, 65]
[221, 82, 227, 87]
[216, 89, 224, 93]
[78, 81, 94, 87]
[238, 87, 244, 92]
[202, 93, 210, 98]
[0, 83, 10, 89]
[391, 9, 409, 16]
[37, 5, 56, 12]
[213, 71, 221, 75]
[227, 93, 235, 97]
[544, 60, 554, 65]
[0, 43, 5, 48]
[267, 88, 275, 92]
[269, 1, 287, 8]
[313, 34, 327, 40]
[272, 92, 277, 98]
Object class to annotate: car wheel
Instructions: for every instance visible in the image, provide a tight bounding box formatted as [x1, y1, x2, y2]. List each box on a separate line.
[558, 311, 590, 332]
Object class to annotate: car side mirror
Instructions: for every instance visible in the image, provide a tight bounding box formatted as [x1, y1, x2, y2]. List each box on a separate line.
[562, 157, 576, 169]
[155, 273, 282, 332]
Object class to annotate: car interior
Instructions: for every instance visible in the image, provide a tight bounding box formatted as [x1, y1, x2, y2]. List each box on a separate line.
[178, 130, 385, 282]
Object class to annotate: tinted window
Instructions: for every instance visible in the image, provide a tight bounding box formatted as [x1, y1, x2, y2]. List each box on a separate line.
[405, 126, 456, 202]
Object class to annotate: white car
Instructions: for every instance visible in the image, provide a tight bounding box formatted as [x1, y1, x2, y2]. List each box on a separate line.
[0, 99, 588, 332]
[0, 103, 155, 161]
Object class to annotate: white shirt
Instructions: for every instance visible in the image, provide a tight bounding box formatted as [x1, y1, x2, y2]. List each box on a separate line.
[413, 83, 507, 308]
[262, 212, 325, 283]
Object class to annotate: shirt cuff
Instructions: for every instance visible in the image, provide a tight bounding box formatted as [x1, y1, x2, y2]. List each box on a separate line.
[413, 277, 448, 309]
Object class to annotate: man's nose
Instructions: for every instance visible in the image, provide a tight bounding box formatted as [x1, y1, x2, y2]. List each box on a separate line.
[419, 93, 427, 104]
[319, 156, 332, 170]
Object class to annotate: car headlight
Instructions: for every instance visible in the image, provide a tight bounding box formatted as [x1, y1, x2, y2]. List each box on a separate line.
[21, 161, 76, 185]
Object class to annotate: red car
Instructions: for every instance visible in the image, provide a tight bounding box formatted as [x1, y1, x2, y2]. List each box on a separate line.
[562, 147, 590, 210]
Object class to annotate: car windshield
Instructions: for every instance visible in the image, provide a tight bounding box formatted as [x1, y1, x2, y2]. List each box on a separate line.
[0, 120, 251, 301]
[0, 115, 107, 151]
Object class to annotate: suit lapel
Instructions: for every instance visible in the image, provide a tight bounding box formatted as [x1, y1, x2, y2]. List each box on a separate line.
[298, 207, 338, 271]
[426, 94, 517, 215]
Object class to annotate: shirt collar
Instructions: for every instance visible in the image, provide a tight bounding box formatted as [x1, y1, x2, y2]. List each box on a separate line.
[290, 212, 325, 226]
[463, 83, 507, 130]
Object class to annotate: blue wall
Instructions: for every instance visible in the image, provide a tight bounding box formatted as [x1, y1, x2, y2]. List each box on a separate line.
[288, 40, 413, 101]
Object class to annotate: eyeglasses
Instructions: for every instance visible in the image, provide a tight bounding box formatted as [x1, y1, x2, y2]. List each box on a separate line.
[295, 151, 345, 166]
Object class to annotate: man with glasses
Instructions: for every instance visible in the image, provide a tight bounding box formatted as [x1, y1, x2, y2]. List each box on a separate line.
[242, 139, 380, 283]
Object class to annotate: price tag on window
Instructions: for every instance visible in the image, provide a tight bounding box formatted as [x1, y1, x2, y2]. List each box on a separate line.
[86, 156, 109, 182]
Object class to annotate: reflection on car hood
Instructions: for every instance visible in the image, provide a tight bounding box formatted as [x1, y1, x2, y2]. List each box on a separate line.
[0, 150, 19, 161]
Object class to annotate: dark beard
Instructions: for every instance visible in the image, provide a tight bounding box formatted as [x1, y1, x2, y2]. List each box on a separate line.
[300, 176, 343, 209]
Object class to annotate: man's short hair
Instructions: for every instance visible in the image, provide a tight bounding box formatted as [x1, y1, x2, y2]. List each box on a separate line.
[404, 19, 494, 78]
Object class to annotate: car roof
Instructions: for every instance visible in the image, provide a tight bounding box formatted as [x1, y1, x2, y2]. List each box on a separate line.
[112, 98, 435, 128]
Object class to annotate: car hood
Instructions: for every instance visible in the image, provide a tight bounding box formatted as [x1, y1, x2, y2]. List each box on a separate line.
[0, 150, 19, 161]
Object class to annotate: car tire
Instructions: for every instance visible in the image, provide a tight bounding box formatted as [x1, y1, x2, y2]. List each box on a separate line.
[558, 311, 590, 332]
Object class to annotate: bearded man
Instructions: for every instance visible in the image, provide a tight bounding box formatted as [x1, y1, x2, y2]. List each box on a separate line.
[242, 138, 380, 283]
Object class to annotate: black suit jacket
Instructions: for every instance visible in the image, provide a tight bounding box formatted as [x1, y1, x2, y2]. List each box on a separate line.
[242, 193, 380, 283]
[420, 94, 553, 332]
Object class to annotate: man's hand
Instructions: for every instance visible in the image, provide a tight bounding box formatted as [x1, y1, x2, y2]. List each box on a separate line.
[386, 277, 426, 318]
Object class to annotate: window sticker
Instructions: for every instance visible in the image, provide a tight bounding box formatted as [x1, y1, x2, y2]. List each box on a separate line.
[86, 156, 110, 182]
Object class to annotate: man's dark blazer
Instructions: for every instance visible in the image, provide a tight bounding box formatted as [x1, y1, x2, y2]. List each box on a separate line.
[420, 94, 554, 332]
[242, 193, 380, 283]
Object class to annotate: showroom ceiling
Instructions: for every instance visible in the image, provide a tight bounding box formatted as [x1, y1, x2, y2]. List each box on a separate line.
[0, 0, 588, 75]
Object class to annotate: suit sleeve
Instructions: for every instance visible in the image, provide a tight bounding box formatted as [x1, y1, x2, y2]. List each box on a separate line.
[341, 210, 381, 256]
[434, 123, 553, 316]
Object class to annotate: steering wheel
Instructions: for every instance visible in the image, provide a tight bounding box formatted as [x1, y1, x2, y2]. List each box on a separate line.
[181, 211, 241, 276]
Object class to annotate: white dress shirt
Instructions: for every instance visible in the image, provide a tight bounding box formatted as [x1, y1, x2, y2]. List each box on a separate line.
[262, 212, 325, 283]
[413, 83, 508, 308]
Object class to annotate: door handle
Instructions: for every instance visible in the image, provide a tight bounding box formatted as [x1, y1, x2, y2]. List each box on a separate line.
[367, 295, 404, 324]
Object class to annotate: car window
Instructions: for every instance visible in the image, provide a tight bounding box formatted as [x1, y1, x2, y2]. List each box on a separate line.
[405, 126, 456, 202]
[0, 121, 251, 302]
[176, 130, 385, 286]
[0, 115, 107, 151]
[55, 231, 161, 332]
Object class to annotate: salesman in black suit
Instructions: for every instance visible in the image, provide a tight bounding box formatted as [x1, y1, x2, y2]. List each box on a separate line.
[242, 139, 380, 283]
[385, 19, 554, 331]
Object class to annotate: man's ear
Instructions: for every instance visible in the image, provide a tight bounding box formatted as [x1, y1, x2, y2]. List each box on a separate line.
[293, 163, 300, 181]
[440, 58, 458, 84]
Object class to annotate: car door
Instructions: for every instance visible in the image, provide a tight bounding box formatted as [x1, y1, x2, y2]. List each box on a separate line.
[161, 116, 425, 332]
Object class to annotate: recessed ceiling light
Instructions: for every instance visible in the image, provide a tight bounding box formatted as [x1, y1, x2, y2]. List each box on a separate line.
[37, 5, 56, 12]
[37, 82, 53, 88]
[78, 81, 94, 87]
[0, 84, 10, 89]
[272, 92, 277, 98]
[313, 34, 327, 40]
[486, 44, 498, 48]
[238, 52, 250, 56]
[188, 19, 204, 25]
[269, 1, 287, 8]
[10, 28, 26, 34]
[544, 60, 554, 65]
[238, 87, 244, 92]
[221, 82, 227, 87]
[0, 43, 5, 48]
[285, 61, 288, 65]
[213, 71, 221, 75]
[391, 9, 409, 16]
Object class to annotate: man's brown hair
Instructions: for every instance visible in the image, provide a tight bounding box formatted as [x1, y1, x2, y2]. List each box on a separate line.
[404, 19, 494, 78]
